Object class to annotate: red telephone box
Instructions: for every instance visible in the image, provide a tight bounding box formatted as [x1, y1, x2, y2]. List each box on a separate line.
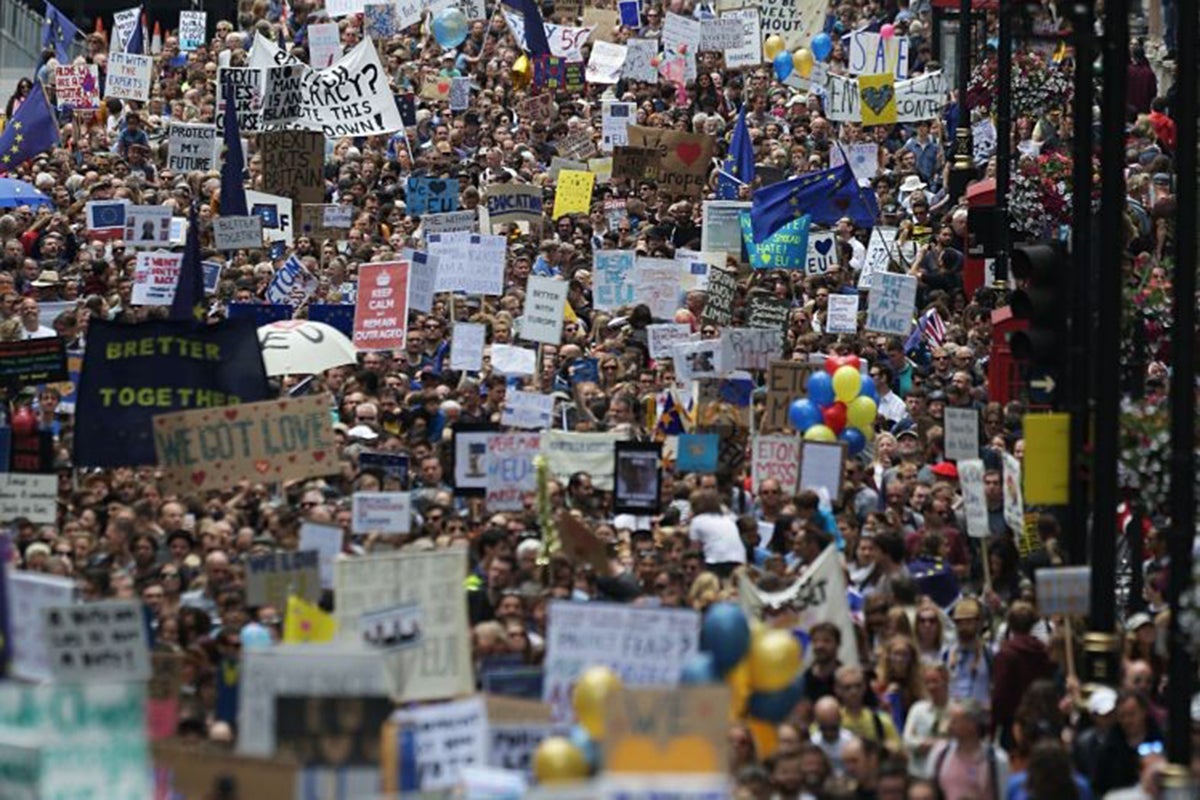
[988, 306, 1029, 405]
[965, 178, 997, 299]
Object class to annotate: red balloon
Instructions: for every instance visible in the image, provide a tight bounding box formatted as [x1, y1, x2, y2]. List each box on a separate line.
[822, 401, 848, 434]
[9, 406, 36, 436]
[842, 355, 862, 371]
[824, 356, 840, 376]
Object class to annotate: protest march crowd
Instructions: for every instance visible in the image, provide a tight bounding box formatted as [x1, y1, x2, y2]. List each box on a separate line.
[0, 0, 1194, 797]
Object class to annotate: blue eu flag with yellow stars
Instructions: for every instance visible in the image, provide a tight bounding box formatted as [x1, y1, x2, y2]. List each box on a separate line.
[750, 161, 878, 243]
[42, 2, 80, 62]
[717, 104, 755, 200]
[0, 81, 59, 173]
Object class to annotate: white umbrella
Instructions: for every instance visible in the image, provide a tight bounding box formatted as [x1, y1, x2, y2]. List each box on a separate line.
[257, 320, 357, 376]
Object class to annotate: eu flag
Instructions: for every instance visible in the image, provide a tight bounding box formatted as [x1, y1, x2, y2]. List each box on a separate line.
[124, 10, 144, 55]
[170, 206, 206, 323]
[219, 80, 249, 216]
[0, 82, 60, 172]
[718, 104, 754, 200]
[42, 2, 80, 62]
[750, 162, 878, 243]
[502, 0, 550, 56]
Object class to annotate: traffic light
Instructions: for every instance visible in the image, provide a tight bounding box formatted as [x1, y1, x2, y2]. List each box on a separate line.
[1009, 242, 1068, 390]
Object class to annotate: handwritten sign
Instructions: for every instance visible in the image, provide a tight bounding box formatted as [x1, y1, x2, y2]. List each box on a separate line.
[178, 10, 207, 51]
[42, 600, 150, 682]
[647, 323, 692, 360]
[167, 122, 218, 173]
[245, 550, 321, 610]
[213, 216, 264, 251]
[806, 229, 839, 275]
[261, 130, 325, 206]
[826, 293, 859, 334]
[593, 250, 637, 310]
[865, 272, 917, 335]
[132, 251, 183, 306]
[502, 391, 555, 430]
[958, 459, 989, 538]
[6, 572, 76, 682]
[703, 266, 736, 325]
[752, 434, 801, 494]
[389, 697, 489, 790]
[0, 473, 57, 524]
[105, 52, 152, 101]
[487, 433, 541, 511]
[763, 360, 814, 432]
[351, 491, 412, 534]
[152, 394, 336, 493]
[943, 407, 980, 462]
[55, 64, 99, 109]
[408, 177, 460, 215]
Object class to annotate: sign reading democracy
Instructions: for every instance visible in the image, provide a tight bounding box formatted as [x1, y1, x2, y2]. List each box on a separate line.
[74, 319, 270, 467]
[152, 394, 336, 493]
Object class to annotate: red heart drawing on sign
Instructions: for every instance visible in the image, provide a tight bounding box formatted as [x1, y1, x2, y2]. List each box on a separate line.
[254, 460, 271, 474]
[437, 81, 450, 95]
[313, 451, 326, 462]
[675, 142, 703, 167]
[224, 409, 239, 421]
[191, 471, 206, 486]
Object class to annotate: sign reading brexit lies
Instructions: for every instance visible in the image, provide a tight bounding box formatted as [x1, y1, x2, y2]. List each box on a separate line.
[74, 319, 270, 467]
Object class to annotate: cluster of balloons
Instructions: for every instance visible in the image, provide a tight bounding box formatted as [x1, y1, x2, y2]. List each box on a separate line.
[680, 603, 803, 753]
[432, 7, 468, 48]
[787, 356, 878, 456]
[532, 666, 622, 784]
[763, 35, 814, 82]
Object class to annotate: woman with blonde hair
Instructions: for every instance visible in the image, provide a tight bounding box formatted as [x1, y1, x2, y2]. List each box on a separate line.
[875, 635, 927, 733]
[688, 571, 721, 611]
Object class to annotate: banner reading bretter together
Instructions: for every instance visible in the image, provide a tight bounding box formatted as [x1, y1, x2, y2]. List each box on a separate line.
[152, 394, 336, 494]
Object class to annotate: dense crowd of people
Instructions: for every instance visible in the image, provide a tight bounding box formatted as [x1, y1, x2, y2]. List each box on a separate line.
[0, 0, 1195, 797]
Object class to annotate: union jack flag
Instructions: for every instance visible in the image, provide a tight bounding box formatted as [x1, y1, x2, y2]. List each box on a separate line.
[904, 307, 946, 353]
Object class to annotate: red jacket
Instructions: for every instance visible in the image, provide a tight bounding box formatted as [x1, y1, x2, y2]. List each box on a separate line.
[991, 633, 1054, 730]
[1148, 110, 1177, 151]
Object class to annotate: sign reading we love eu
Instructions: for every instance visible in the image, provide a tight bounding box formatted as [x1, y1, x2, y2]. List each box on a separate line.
[152, 395, 336, 493]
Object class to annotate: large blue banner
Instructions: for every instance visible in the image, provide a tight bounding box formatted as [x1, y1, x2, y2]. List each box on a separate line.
[74, 319, 271, 467]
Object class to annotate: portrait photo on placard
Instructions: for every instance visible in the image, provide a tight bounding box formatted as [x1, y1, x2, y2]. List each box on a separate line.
[274, 695, 392, 767]
[613, 441, 662, 514]
[452, 424, 497, 494]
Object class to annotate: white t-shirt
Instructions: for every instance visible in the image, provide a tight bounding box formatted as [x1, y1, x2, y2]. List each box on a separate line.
[687, 511, 746, 565]
[22, 324, 55, 340]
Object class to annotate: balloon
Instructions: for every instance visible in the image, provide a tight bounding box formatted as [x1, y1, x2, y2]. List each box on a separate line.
[701, 602, 751, 675]
[832, 365, 862, 402]
[725, 657, 753, 720]
[807, 371, 835, 407]
[240, 622, 272, 651]
[792, 48, 814, 78]
[842, 355, 862, 371]
[511, 54, 531, 90]
[822, 401, 848, 434]
[804, 424, 837, 442]
[533, 737, 589, 784]
[824, 356, 841, 375]
[680, 652, 720, 685]
[749, 629, 802, 692]
[840, 427, 867, 456]
[568, 725, 600, 771]
[573, 666, 622, 739]
[859, 374, 879, 402]
[788, 398, 823, 432]
[432, 7, 468, 48]
[764, 34, 786, 60]
[747, 676, 804, 723]
[880, 23, 895, 40]
[773, 50, 793, 81]
[846, 395, 878, 432]
[811, 32, 833, 61]
[746, 718, 779, 758]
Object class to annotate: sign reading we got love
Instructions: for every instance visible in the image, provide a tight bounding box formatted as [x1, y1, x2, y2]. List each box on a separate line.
[152, 394, 336, 493]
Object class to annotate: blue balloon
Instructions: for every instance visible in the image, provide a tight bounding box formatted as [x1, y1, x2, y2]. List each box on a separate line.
[240, 622, 272, 651]
[773, 50, 793, 81]
[859, 374, 879, 402]
[432, 7, 468, 48]
[747, 677, 804, 723]
[569, 725, 600, 771]
[840, 427, 867, 456]
[811, 32, 833, 62]
[807, 372, 835, 407]
[680, 652, 720, 685]
[700, 602, 751, 676]
[788, 398, 823, 432]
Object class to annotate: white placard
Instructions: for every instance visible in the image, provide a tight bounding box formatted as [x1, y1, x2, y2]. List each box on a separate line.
[623, 38, 659, 83]
[830, 141, 880, 187]
[798, 441, 845, 504]
[392, 697, 489, 790]
[0, 473, 57, 524]
[593, 250, 637, 310]
[261, 63, 306, 125]
[752, 434, 801, 494]
[540, 431, 626, 491]
[404, 249, 438, 313]
[700, 16, 744, 50]
[943, 407, 980, 462]
[6, 572, 76, 682]
[245, 189, 294, 245]
[124, 205, 173, 247]
[543, 601, 700, 720]
[486, 432, 541, 511]
[215, 66, 265, 132]
[360, 602, 424, 652]
[587, 41, 627, 86]
[132, 251, 183, 306]
[825, 293, 859, 334]
[845, 31, 910, 79]
[647, 323, 692, 360]
[324, 0, 364, 19]
[490, 344, 537, 377]
[600, 101, 635, 152]
[422, 210, 479, 236]
[721, 8, 762, 69]
[451, 322, 486, 372]
[298, 521, 343, 588]
[308, 22, 342, 67]
[522, 276, 568, 345]
[42, 600, 150, 683]
[634, 257, 682, 321]
[673, 338, 731, 382]
[213, 216, 264, 250]
[167, 122, 218, 173]
[265, 254, 318, 306]
[726, 328, 782, 371]
[825, 70, 946, 124]
[429, 233, 506, 296]
[805, 229, 839, 275]
[178, 10, 207, 51]
[958, 459, 990, 538]
[351, 491, 412, 535]
[865, 272, 917, 336]
[501, 390, 555, 430]
[1002, 451, 1025, 537]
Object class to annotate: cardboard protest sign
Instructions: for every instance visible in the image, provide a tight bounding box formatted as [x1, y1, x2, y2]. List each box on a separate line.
[627, 126, 714, 199]
[386, 697, 489, 791]
[759, 0, 827, 51]
[543, 601, 700, 719]
[485, 184, 544, 226]
[407, 176, 460, 215]
[1035, 566, 1091, 616]
[360, 602, 423, 653]
[213, 216, 265, 251]
[351, 491, 412, 534]
[352, 261, 409, 351]
[502, 390, 555, 430]
[178, 10, 207, 51]
[752, 434, 801, 494]
[806, 229, 839, 275]
[762, 359, 814, 432]
[722, 8, 762, 69]
[606, 686, 730, 774]
[152, 394, 336, 493]
[858, 72, 899, 126]
[943, 407, 980, 462]
[132, 252, 184, 306]
[846, 31, 910, 79]
[487, 432, 541, 511]
[826, 70, 945, 124]
[245, 550, 321, 610]
[624, 38, 659, 82]
[958, 459, 990, 538]
[429, 233, 506, 295]
[262, 63, 307, 125]
[0, 338, 66, 386]
[557, 511, 610, 574]
[633, 257, 682, 320]
[541, 431, 626, 491]
[167, 122, 218, 173]
[332, 549, 474, 701]
[261, 130, 325, 206]
[105, 52, 152, 101]
[865, 272, 917, 335]
[523, 276, 568, 344]
[553, 170, 596, 219]
[6, 572, 77, 682]
[826, 293, 860, 334]
[54, 65, 99, 109]
[42, 600, 150, 682]
[450, 322, 486, 372]
[153, 744, 297, 799]
[0, 473, 56, 525]
[74, 319, 270, 467]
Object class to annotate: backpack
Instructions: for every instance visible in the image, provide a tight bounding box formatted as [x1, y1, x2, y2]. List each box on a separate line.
[932, 741, 1000, 800]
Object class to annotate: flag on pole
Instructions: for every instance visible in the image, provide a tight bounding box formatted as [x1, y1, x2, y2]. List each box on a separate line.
[717, 104, 755, 200]
[219, 80, 249, 216]
[169, 205, 206, 323]
[42, 2, 81, 62]
[0, 82, 60, 173]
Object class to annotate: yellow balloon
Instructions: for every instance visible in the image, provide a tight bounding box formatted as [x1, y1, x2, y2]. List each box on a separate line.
[832, 365, 862, 403]
[804, 424, 837, 442]
[846, 396, 878, 431]
[512, 54, 531, 90]
[533, 737, 590, 784]
[746, 718, 779, 759]
[573, 665, 622, 739]
[764, 34, 786, 61]
[749, 629, 801, 692]
[792, 48, 814, 78]
[725, 657, 753, 720]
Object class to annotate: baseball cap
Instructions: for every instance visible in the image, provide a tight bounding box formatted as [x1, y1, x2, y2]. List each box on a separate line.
[931, 461, 958, 479]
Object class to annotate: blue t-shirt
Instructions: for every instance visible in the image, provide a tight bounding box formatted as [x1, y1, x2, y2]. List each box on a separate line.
[1006, 771, 1093, 800]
